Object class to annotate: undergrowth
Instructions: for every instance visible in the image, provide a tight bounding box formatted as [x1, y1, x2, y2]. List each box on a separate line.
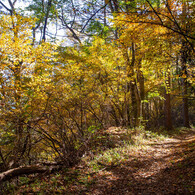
[2, 127, 193, 195]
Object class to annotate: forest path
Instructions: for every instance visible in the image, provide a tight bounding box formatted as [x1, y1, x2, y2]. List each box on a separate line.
[85, 129, 195, 195]
[11, 129, 195, 195]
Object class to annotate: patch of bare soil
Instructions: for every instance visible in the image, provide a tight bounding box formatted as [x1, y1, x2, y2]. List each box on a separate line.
[80, 131, 195, 195]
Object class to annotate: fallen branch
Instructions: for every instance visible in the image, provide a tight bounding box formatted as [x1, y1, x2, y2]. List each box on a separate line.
[0, 164, 62, 183]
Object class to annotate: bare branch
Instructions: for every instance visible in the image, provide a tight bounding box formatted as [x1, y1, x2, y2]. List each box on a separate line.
[146, 0, 164, 25]
[165, 1, 194, 52]
[8, 0, 14, 11]
[81, 0, 111, 33]
[116, 19, 195, 42]
[0, 0, 12, 13]
[59, 8, 81, 43]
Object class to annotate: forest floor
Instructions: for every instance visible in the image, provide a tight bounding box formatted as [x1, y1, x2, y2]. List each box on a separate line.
[3, 127, 195, 194]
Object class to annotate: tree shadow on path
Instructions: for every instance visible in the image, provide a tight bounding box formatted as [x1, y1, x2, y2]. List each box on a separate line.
[85, 135, 195, 195]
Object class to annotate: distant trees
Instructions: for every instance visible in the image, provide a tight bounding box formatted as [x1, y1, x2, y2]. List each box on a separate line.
[112, 0, 194, 128]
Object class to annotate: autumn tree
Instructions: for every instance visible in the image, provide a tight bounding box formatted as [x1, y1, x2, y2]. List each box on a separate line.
[0, 13, 57, 168]
[112, 0, 194, 129]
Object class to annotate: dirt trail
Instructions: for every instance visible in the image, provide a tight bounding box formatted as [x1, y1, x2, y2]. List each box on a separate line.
[86, 132, 195, 195]
[6, 130, 195, 195]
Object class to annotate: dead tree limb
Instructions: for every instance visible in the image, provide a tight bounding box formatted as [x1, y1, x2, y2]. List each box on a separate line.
[0, 164, 62, 183]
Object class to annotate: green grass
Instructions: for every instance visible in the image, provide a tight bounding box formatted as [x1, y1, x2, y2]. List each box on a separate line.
[84, 127, 169, 170]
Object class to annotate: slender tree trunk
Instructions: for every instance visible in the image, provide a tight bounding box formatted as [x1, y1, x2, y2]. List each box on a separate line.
[180, 1, 190, 128]
[137, 60, 145, 122]
[181, 52, 190, 128]
[122, 42, 141, 127]
[42, 0, 52, 42]
[164, 92, 172, 130]
[104, 1, 107, 26]
[129, 81, 137, 127]
[130, 43, 139, 127]
[164, 69, 173, 130]
[125, 42, 138, 127]
[182, 78, 190, 127]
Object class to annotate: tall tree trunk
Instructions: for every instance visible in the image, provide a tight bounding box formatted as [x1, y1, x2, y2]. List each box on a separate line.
[182, 77, 190, 128]
[104, 1, 107, 26]
[181, 1, 190, 128]
[181, 43, 190, 128]
[137, 60, 145, 122]
[164, 69, 173, 130]
[42, 0, 52, 42]
[126, 42, 138, 127]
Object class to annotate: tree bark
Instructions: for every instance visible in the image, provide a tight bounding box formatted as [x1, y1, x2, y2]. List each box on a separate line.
[180, 1, 190, 128]
[129, 42, 138, 127]
[181, 56, 190, 128]
[42, 0, 52, 41]
[164, 70, 173, 130]
[137, 59, 145, 123]
[0, 164, 62, 183]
